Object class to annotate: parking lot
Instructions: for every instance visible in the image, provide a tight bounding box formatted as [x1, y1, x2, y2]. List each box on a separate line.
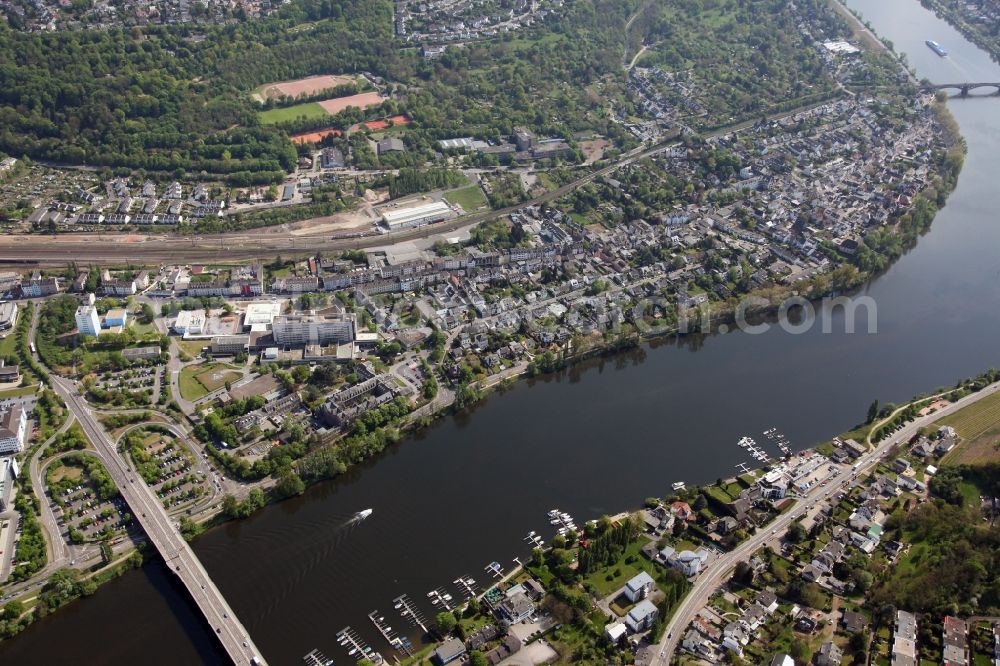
[124, 428, 210, 512]
[45, 456, 132, 544]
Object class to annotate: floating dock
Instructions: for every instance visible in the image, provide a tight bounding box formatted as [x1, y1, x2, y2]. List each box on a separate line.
[369, 611, 413, 656]
[453, 575, 478, 600]
[336, 626, 383, 665]
[303, 648, 335, 666]
[393, 594, 428, 634]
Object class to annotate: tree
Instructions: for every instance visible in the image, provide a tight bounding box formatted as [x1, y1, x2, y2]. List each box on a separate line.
[867, 399, 880, 424]
[2, 600, 24, 621]
[733, 561, 755, 586]
[435, 610, 457, 635]
[790, 638, 810, 662]
[787, 522, 807, 544]
[275, 471, 306, 498]
[468, 650, 488, 666]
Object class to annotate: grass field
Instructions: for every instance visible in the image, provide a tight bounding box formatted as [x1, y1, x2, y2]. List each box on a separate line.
[938, 390, 1000, 465]
[179, 363, 240, 401]
[258, 102, 328, 125]
[0, 385, 39, 398]
[443, 185, 487, 211]
[583, 539, 652, 596]
[176, 339, 209, 358]
[196, 366, 241, 393]
[0, 331, 17, 357]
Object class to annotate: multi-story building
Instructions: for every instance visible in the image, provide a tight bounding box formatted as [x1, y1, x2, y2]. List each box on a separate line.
[0, 405, 27, 454]
[75, 305, 102, 337]
[0, 301, 17, 331]
[272, 312, 355, 347]
[0, 456, 18, 511]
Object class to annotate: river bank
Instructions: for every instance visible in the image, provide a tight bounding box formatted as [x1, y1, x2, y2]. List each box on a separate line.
[1, 0, 999, 661]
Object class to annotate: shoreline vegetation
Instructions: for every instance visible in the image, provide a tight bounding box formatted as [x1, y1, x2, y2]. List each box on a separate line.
[0, 97, 969, 646]
[0, 0, 974, 649]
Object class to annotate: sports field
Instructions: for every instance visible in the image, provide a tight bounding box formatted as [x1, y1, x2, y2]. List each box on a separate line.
[316, 91, 384, 114]
[259, 102, 329, 124]
[259, 92, 384, 125]
[256, 74, 358, 100]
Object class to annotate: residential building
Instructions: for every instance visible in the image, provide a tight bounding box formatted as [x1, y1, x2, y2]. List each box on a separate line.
[893, 610, 918, 666]
[605, 622, 627, 643]
[624, 571, 656, 603]
[433, 638, 466, 665]
[20, 276, 61, 298]
[496, 590, 534, 624]
[943, 616, 968, 666]
[625, 599, 658, 633]
[75, 305, 101, 337]
[770, 655, 794, 666]
[0, 405, 27, 454]
[758, 469, 789, 500]
[816, 641, 843, 666]
[272, 312, 355, 347]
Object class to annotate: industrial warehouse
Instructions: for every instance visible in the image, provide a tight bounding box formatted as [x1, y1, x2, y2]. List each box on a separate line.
[380, 200, 456, 231]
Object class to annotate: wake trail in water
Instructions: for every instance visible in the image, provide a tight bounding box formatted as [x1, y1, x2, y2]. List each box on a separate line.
[256, 510, 374, 621]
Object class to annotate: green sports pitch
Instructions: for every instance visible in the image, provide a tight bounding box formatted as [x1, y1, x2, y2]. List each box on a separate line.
[258, 102, 328, 124]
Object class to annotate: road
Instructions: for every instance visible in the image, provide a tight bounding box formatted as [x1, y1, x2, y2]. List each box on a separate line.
[0, 96, 844, 267]
[655, 380, 1000, 664]
[48, 374, 267, 666]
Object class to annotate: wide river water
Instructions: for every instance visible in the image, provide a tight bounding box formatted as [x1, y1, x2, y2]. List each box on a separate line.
[2, 0, 1000, 663]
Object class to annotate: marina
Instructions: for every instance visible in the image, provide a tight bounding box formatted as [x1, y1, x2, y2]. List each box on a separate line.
[336, 626, 383, 665]
[303, 648, 336, 666]
[736, 435, 771, 464]
[427, 587, 454, 611]
[393, 594, 429, 635]
[453, 575, 479, 600]
[524, 531, 545, 549]
[763, 427, 793, 456]
[369, 611, 413, 656]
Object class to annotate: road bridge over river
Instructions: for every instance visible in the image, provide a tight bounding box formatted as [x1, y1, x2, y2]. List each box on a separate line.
[924, 82, 1000, 96]
[48, 375, 267, 666]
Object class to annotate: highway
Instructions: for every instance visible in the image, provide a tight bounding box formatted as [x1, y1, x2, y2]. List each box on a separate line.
[655, 381, 1000, 664]
[48, 375, 267, 666]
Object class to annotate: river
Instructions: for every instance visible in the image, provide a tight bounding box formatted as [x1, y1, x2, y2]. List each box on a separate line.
[2, 1, 1000, 663]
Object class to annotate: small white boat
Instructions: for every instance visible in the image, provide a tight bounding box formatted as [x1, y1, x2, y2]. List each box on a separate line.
[349, 648, 358, 656]
[672, 481, 686, 491]
[356, 508, 373, 519]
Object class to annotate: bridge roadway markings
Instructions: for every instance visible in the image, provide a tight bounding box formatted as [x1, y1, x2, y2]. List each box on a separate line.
[50, 376, 267, 666]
